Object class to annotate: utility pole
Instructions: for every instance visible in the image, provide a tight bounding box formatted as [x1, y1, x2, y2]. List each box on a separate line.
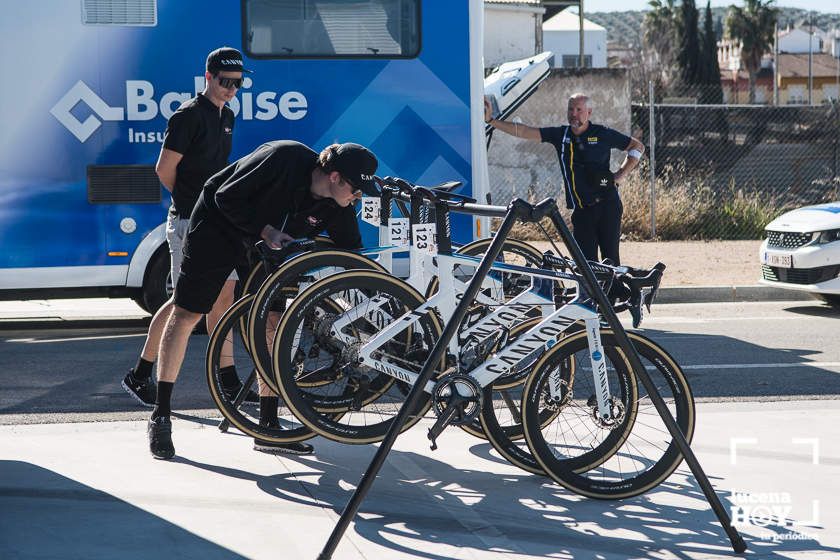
[773, 21, 779, 105]
[579, 0, 585, 67]
[809, 12, 813, 105]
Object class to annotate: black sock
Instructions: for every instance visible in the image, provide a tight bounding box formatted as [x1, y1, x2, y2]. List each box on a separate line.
[152, 381, 174, 419]
[219, 366, 239, 389]
[133, 357, 154, 380]
[259, 397, 279, 426]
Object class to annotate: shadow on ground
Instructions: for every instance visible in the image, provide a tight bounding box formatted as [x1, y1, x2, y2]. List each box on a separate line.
[172, 438, 835, 559]
[0, 460, 246, 560]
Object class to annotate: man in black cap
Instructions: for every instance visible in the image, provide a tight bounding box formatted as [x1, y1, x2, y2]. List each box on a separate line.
[147, 140, 379, 460]
[122, 47, 255, 410]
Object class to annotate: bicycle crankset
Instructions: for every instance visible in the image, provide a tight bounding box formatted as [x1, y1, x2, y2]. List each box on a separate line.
[427, 374, 482, 450]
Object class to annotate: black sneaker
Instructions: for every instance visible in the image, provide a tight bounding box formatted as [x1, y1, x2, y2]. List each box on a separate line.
[147, 416, 175, 460]
[122, 369, 156, 407]
[221, 383, 259, 404]
[253, 419, 314, 455]
[253, 438, 314, 456]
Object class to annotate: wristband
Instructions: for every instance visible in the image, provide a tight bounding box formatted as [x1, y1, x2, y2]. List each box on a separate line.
[628, 149, 642, 159]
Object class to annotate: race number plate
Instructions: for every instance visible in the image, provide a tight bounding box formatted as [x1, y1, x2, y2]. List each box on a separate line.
[361, 197, 380, 226]
[411, 223, 437, 255]
[388, 218, 410, 247]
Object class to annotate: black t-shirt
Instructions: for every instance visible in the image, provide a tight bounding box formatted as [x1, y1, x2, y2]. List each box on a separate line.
[540, 123, 631, 209]
[162, 93, 234, 217]
[200, 140, 362, 249]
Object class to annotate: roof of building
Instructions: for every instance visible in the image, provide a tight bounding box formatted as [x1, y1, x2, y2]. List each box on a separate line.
[778, 53, 840, 78]
[723, 53, 840, 81]
[543, 8, 605, 32]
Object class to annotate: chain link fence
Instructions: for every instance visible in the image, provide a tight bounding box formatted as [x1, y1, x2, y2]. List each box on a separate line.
[486, 99, 840, 240]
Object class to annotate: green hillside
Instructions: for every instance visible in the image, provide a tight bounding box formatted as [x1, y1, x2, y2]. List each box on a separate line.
[587, 6, 840, 47]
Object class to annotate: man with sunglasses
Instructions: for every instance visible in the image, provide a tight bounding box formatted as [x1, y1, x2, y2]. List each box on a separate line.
[122, 47, 257, 412]
[485, 93, 644, 265]
[146, 140, 379, 460]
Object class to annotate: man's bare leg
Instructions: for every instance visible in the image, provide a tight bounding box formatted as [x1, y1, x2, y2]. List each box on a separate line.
[139, 297, 175, 362]
[147, 304, 201, 459]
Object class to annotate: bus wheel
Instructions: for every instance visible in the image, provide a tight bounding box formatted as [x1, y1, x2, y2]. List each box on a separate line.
[139, 248, 170, 314]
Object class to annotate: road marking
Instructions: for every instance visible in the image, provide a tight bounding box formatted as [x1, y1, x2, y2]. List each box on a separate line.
[682, 362, 840, 371]
[638, 315, 819, 324]
[5, 333, 146, 343]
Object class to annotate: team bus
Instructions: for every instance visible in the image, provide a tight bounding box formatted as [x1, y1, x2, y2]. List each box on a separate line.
[0, 0, 492, 313]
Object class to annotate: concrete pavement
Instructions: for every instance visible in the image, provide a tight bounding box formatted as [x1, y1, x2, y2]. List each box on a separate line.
[1, 400, 838, 559]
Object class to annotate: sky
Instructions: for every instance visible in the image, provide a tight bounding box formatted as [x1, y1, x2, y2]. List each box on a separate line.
[584, 0, 840, 14]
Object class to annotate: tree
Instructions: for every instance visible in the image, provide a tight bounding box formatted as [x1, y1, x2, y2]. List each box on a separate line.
[700, 1, 723, 103]
[677, 0, 702, 88]
[726, 0, 778, 103]
[642, 0, 681, 93]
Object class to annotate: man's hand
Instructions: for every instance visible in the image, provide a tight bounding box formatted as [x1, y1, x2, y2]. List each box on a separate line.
[261, 225, 294, 249]
[484, 98, 493, 123]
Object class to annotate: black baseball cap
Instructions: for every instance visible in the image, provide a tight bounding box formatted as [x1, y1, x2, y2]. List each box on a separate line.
[206, 47, 252, 74]
[333, 143, 379, 196]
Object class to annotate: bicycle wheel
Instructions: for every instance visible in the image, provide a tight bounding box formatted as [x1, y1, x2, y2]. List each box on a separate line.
[206, 294, 318, 443]
[247, 250, 386, 395]
[522, 330, 695, 499]
[272, 269, 444, 444]
[426, 238, 543, 302]
[459, 317, 558, 442]
[436, 239, 542, 390]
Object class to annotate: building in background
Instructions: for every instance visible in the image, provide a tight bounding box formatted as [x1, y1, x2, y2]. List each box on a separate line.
[542, 8, 606, 68]
[483, 0, 545, 69]
[718, 25, 840, 104]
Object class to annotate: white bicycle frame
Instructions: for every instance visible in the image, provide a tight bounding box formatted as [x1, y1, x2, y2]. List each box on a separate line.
[329, 250, 619, 423]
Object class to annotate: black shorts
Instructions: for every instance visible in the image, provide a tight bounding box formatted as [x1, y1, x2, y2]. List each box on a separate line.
[174, 204, 249, 314]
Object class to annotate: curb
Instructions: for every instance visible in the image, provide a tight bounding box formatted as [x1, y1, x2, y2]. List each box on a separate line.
[0, 316, 151, 330]
[656, 285, 814, 304]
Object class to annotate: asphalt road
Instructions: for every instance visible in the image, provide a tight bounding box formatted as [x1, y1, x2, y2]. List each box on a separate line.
[1, 300, 839, 425]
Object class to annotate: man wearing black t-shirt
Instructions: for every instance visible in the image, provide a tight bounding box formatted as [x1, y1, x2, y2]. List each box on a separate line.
[485, 93, 645, 265]
[147, 141, 379, 460]
[122, 47, 254, 409]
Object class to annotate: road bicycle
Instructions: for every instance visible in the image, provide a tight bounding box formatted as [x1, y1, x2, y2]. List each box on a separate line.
[206, 179, 543, 444]
[269, 186, 694, 498]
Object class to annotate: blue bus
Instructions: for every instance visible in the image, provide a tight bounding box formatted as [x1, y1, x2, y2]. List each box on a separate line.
[0, 0, 490, 312]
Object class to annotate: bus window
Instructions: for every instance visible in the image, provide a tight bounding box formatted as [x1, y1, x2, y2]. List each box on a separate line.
[243, 0, 420, 58]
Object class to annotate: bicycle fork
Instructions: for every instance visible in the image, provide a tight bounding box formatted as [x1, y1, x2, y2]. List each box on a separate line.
[544, 316, 616, 423]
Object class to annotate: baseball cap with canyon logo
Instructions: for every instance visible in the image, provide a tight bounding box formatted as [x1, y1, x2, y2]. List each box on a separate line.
[206, 47, 252, 74]
[333, 143, 379, 196]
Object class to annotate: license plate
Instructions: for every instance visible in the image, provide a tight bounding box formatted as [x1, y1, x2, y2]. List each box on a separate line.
[764, 252, 792, 268]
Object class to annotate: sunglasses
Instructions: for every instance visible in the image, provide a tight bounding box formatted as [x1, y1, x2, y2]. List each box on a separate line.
[216, 75, 243, 89]
[342, 176, 362, 195]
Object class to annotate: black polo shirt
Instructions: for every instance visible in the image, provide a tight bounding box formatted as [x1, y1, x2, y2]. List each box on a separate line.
[540, 123, 631, 210]
[200, 141, 362, 250]
[162, 93, 234, 217]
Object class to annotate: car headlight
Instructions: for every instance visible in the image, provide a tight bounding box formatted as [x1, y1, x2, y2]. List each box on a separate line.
[815, 229, 840, 244]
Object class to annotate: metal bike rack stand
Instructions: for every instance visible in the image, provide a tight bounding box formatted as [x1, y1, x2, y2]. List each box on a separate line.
[318, 197, 746, 559]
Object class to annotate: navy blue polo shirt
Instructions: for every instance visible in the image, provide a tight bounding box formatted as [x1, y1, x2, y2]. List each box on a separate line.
[162, 93, 235, 217]
[540, 123, 631, 210]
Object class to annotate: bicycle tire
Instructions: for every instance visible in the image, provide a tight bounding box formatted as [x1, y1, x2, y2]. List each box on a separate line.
[206, 294, 320, 443]
[459, 317, 556, 441]
[272, 269, 444, 444]
[521, 329, 695, 499]
[247, 250, 386, 395]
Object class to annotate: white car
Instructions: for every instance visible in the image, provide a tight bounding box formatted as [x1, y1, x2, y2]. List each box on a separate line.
[759, 201, 840, 308]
